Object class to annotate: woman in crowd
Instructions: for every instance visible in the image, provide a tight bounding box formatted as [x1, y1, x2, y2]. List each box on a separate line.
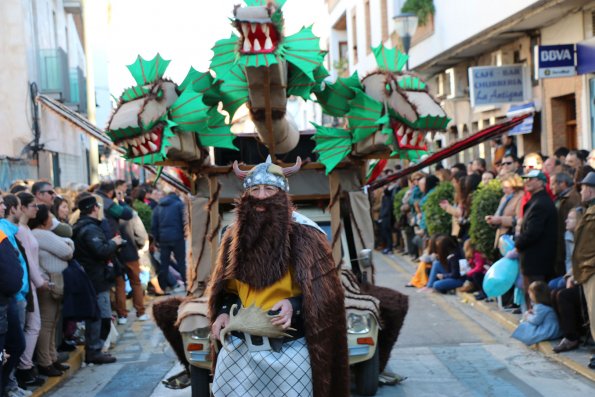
[439, 171, 466, 238]
[485, 173, 524, 248]
[406, 234, 446, 288]
[51, 196, 71, 224]
[14, 192, 46, 386]
[549, 207, 579, 291]
[423, 236, 464, 293]
[29, 205, 74, 376]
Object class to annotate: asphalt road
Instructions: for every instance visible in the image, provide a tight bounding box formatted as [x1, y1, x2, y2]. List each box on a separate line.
[48, 251, 595, 397]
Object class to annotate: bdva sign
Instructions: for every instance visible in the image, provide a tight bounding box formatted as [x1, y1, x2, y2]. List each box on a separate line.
[535, 44, 576, 78]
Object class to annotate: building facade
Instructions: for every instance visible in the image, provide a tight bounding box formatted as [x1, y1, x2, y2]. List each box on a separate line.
[0, 0, 91, 189]
[325, 0, 595, 166]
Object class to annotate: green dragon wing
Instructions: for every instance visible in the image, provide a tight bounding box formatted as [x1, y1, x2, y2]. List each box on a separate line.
[314, 71, 362, 117]
[127, 54, 171, 86]
[311, 123, 353, 174]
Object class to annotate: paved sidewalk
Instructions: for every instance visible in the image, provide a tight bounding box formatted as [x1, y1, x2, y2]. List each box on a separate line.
[385, 250, 595, 383]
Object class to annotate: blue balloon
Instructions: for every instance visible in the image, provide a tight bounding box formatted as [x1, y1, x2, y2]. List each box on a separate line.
[498, 234, 515, 256]
[483, 257, 519, 298]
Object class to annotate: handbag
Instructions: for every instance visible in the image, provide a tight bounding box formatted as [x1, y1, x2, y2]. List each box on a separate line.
[48, 272, 64, 300]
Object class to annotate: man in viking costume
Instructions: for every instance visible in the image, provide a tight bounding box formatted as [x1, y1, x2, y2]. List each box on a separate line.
[207, 156, 349, 397]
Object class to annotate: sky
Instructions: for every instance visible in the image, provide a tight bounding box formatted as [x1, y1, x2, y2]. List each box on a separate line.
[107, 0, 329, 97]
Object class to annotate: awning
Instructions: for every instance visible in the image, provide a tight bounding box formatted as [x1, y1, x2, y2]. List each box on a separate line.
[368, 114, 530, 191]
[507, 102, 535, 135]
[36, 95, 190, 194]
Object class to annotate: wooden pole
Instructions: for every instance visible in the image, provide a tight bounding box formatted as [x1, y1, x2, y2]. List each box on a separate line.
[263, 67, 276, 161]
[329, 171, 342, 266]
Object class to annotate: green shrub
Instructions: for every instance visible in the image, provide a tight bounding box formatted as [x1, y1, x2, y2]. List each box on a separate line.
[401, 0, 435, 25]
[422, 182, 454, 236]
[393, 187, 409, 220]
[469, 179, 503, 262]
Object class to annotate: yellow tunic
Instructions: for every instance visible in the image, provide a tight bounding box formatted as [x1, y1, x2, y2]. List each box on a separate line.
[226, 267, 302, 310]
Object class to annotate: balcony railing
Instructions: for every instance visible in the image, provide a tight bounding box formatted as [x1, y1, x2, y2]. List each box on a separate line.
[69, 67, 87, 114]
[39, 48, 71, 103]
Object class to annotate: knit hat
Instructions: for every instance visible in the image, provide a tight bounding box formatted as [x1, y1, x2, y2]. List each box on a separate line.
[78, 196, 99, 211]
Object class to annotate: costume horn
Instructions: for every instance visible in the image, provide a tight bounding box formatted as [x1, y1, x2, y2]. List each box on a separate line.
[232, 160, 250, 180]
[282, 156, 302, 177]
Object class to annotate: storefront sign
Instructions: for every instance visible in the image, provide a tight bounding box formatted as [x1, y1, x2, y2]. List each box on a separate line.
[536, 44, 576, 78]
[577, 39, 595, 75]
[469, 65, 531, 107]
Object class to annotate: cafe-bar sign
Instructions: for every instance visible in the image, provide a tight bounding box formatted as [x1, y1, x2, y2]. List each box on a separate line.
[469, 65, 531, 108]
[536, 44, 576, 79]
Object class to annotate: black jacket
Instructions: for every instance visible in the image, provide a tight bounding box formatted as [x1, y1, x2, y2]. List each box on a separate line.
[62, 259, 99, 321]
[72, 215, 119, 293]
[515, 189, 558, 277]
[0, 230, 23, 303]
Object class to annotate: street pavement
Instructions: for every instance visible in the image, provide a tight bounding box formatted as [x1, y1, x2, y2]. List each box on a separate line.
[46, 251, 595, 397]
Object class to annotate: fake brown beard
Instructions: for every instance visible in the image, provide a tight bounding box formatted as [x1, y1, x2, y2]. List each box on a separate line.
[231, 191, 293, 289]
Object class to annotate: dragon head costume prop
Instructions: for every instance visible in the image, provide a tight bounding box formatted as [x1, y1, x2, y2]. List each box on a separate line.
[312, 45, 450, 173]
[106, 54, 237, 165]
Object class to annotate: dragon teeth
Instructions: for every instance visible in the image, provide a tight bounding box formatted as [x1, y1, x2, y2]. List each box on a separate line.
[253, 40, 261, 51]
[132, 146, 140, 156]
[264, 37, 273, 50]
[150, 132, 158, 141]
[241, 22, 249, 36]
[140, 135, 146, 144]
[243, 39, 251, 52]
[139, 145, 149, 155]
[148, 141, 158, 151]
[250, 23, 256, 33]
[262, 24, 269, 36]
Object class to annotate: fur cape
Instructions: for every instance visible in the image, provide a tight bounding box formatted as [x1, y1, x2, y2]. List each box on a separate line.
[208, 221, 349, 397]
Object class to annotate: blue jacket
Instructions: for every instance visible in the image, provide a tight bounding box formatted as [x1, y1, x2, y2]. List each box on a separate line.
[511, 303, 561, 345]
[0, 219, 29, 301]
[151, 194, 185, 243]
[0, 229, 23, 302]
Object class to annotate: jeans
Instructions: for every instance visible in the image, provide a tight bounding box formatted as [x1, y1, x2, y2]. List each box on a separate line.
[427, 260, 445, 288]
[1, 300, 25, 394]
[548, 276, 566, 291]
[85, 291, 111, 354]
[427, 260, 464, 292]
[379, 220, 393, 250]
[159, 240, 186, 286]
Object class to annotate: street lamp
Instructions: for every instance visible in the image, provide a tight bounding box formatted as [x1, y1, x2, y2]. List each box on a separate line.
[393, 12, 419, 70]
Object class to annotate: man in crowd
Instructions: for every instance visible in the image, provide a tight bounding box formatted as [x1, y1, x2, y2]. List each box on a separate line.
[565, 150, 584, 173]
[587, 149, 595, 169]
[0, 196, 26, 397]
[513, 170, 557, 310]
[551, 172, 581, 277]
[31, 181, 71, 237]
[571, 172, 595, 369]
[471, 158, 486, 176]
[209, 157, 348, 396]
[151, 189, 187, 289]
[499, 154, 521, 177]
[72, 195, 122, 365]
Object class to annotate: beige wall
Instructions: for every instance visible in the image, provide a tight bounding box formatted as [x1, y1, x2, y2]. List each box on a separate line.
[0, 0, 34, 157]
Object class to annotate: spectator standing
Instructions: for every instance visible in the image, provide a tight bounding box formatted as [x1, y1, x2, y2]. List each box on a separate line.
[551, 172, 581, 277]
[32, 181, 71, 238]
[72, 195, 122, 365]
[14, 193, 46, 387]
[485, 173, 524, 249]
[378, 181, 397, 254]
[587, 149, 595, 169]
[514, 170, 558, 310]
[571, 172, 595, 369]
[143, 185, 159, 209]
[151, 190, 187, 289]
[498, 154, 521, 177]
[503, 135, 517, 159]
[131, 187, 152, 234]
[95, 181, 133, 240]
[51, 196, 71, 224]
[0, 197, 25, 396]
[29, 205, 74, 377]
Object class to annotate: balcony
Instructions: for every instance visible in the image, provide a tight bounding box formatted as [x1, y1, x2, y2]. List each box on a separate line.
[69, 67, 87, 114]
[39, 48, 71, 103]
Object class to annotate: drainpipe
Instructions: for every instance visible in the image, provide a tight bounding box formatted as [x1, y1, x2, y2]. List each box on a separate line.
[82, 0, 99, 184]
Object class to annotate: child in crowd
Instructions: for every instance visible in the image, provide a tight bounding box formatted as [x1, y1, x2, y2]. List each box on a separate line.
[406, 234, 445, 288]
[459, 239, 487, 293]
[548, 207, 580, 291]
[512, 281, 561, 345]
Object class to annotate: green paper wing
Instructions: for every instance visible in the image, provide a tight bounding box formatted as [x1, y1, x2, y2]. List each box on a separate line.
[179, 67, 214, 93]
[398, 75, 427, 91]
[198, 108, 238, 150]
[127, 54, 170, 86]
[314, 72, 362, 117]
[169, 89, 210, 132]
[210, 34, 240, 79]
[287, 64, 329, 100]
[121, 86, 151, 102]
[372, 45, 408, 73]
[346, 89, 384, 143]
[279, 26, 326, 82]
[216, 64, 249, 120]
[311, 123, 352, 174]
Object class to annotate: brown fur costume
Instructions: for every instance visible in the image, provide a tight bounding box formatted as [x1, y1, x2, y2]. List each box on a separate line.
[152, 297, 189, 372]
[208, 192, 349, 397]
[360, 283, 409, 372]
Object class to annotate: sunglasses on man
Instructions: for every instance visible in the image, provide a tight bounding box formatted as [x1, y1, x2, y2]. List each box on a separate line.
[40, 190, 55, 195]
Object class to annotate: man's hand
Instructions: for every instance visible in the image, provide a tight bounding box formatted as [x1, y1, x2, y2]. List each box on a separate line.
[566, 276, 575, 289]
[111, 235, 123, 246]
[211, 313, 230, 341]
[270, 299, 293, 330]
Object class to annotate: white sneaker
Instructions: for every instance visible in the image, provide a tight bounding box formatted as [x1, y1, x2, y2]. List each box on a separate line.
[6, 387, 33, 397]
[137, 314, 149, 321]
[117, 317, 128, 325]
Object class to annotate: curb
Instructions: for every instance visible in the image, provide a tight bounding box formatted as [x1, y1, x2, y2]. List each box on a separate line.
[456, 291, 595, 383]
[30, 346, 84, 397]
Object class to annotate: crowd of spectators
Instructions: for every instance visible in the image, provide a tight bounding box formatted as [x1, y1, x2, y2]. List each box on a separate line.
[373, 140, 595, 371]
[0, 178, 187, 397]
